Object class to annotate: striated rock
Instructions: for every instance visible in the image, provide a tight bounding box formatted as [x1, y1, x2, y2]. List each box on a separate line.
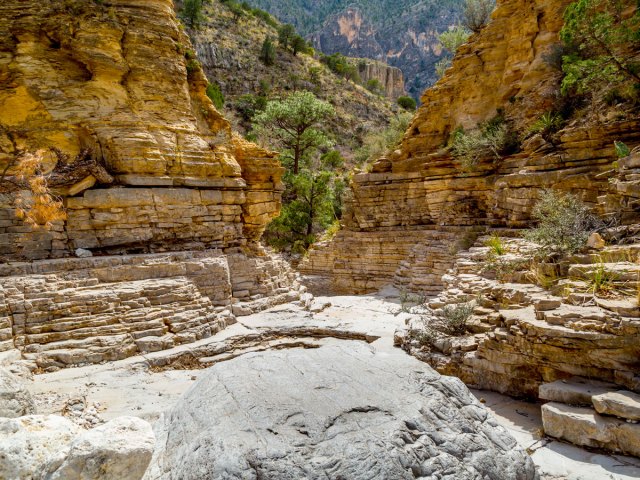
[144, 342, 538, 480]
[0, 250, 302, 370]
[0, 367, 35, 418]
[542, 402, 640, 457]
[41, 416, 154, 480]
[0, 0, 283, 261]
[301, 0, 640, 295]
[539, 378, 619, 406]
[0, 415, 80, 480]
[355, 58, 406, 98]
[592, 391, 640, 421]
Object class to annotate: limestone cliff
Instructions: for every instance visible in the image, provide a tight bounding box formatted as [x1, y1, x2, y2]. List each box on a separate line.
[0, 0, 304, 369]
[301, 0, 640, 293]
[0, 0, 283, 260]
[355, 59, 406, 99]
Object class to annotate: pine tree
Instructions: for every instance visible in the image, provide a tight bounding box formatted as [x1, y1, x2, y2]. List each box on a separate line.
[259, 37, 276, 66]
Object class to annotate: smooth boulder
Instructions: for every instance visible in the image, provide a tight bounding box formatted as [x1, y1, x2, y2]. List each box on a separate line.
[145, 341, 538, 480]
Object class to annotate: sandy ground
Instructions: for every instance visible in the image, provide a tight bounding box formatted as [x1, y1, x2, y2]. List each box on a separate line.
[27, 289, 640, 480]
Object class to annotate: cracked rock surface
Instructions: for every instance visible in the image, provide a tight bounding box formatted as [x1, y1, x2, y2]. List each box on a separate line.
[144, 341, 538, 480]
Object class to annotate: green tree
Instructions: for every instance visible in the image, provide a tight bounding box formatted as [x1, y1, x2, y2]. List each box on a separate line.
[181, 0, 204, 27]
[278, 24, 296, 49]
[260, 36, 276, 66]
[253, 91, 335, 174]
[291, 35, 308, 56]
[227, 1, 244, 22]
[397, 96, 417, 110]
[560, 0, 640, 95]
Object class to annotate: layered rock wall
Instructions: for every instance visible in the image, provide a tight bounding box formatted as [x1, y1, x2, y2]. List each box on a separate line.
[0, 0, 301, 368]
[301, 0, 640, 294]
[0, 0, 283, 261]
[0, 251, 302, 370]
[355, 60, 406, 99]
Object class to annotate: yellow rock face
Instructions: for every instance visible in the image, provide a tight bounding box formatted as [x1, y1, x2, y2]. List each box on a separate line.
[0, 0, 283, 259]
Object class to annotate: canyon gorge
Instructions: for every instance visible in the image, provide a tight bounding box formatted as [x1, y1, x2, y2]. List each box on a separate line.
[0, 0, 639, 479]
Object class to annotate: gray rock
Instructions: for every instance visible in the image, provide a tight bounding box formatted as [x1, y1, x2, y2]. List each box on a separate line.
[41, 416, 155, 480]
[75, 248, 93, 258]
[0, 415, 80, 480]
[0, 367, 36, 418]
[145, 342, 538, 480]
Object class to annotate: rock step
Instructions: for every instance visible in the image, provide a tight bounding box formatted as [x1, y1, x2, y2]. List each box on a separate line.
[539, 377, 620, 406]
[593, 390, 640, 421]
[542, 402, 640, 458]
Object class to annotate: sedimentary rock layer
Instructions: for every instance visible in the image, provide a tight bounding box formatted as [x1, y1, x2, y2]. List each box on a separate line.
[0, 250, 301, 370]
[0, 0, 283, 260]
[300, 0, 640, 294]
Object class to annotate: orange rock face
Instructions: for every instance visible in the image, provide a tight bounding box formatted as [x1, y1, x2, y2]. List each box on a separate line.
[0, 0, 283, 260]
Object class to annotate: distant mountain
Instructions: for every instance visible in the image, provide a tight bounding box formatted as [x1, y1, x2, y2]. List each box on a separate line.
[247, 0, 465, 98]
[189, 1, 397, 157]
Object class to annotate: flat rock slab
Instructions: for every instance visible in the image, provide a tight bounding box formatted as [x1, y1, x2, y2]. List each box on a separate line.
[539, 377, 619, 406]
[542, 402, 640, 458]
[593, 391, 640, 421]
[145, 341, 538, 480]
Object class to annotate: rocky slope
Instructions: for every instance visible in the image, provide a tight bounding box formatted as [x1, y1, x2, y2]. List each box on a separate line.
[190, 1, 397, 153]
[0, 0, 304, 368]
[248, 0, 465, 98]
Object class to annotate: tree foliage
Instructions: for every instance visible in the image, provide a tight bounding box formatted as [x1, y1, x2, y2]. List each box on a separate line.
[260, 36, 276, 66]
[181, 0, 205, 27]
[560, 0, 640, 95]
[397, 96, 417, 110]
[252, 91, 335, 174]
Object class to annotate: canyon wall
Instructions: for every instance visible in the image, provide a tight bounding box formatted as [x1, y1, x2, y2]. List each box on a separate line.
[0, 0, 283, 261]
[356, 59, 406, 99]
[0, 0, 303, 368]
[301, 0, 640, 293]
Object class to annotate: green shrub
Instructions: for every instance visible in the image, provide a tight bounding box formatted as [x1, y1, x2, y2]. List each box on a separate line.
[437, 302, 474, 336]
[206, 82, 224, 110]
[528, 112, 564, 139]
[366, 79, 384, 95]
[463, 0, 495, 33]
[185, 58, 201, 78]
[485, 234, 506, 255]
[435, 58, 451, 79]
[524, 190, 601, 255]
[355, 112, 413, 166]
[614, 140, 631, 158]
[397, 96, 417, 110]
[439, 25, 470, 53]
[450, 115, 518, 170]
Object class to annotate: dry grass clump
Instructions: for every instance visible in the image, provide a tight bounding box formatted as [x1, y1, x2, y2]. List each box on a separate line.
[11, 150, 66, 229]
